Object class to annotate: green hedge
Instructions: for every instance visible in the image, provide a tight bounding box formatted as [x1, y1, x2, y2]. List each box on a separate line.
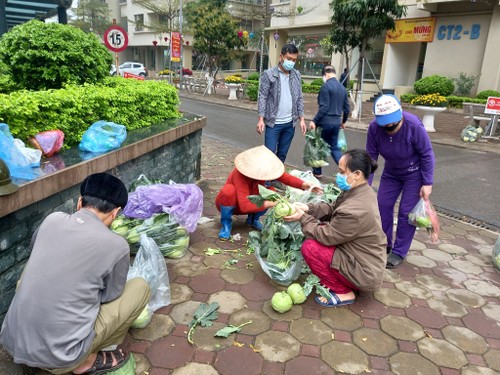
[0, 78, 180, 147]
[476, 90, 500, 100]
[414, 75, 454, 96]
[246, 84, 258, 101]
[401, 93, 487, 108]
[445, 96, 486, 108]
[302, 84, 321, 94]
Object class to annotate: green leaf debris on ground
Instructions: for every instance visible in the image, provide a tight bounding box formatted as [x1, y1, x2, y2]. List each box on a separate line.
[187, 302, 220, 345]
[214, 320, 252, 338]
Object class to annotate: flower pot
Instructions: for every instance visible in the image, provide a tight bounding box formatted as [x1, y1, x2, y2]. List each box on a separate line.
[414, 106, 446, 132]
[226, 83, 241, 100]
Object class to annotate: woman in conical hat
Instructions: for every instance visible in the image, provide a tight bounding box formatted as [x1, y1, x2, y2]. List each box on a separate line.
[215, 146, 322, 240]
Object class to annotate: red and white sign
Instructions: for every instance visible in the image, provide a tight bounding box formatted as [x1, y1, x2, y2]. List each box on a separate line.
[104, 25, 129, 53]
[485, 97, 500, 115]
[171, 32, 181, 62]
[123, 72, 145, 81]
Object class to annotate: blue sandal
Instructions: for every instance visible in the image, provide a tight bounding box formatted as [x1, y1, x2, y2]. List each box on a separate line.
[314, 291, 355, 307]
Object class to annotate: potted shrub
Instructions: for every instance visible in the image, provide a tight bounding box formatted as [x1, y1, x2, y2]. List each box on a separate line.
[224, 75, 243, 100]
[411, 93, 448, 132]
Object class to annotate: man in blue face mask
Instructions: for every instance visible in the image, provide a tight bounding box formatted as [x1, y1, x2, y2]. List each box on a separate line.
[257, 43, 306, 163]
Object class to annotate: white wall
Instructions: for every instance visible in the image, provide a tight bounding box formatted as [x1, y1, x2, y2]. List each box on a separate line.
[423, 14, 490, 82]
[478, 5, 500, 92]
[382, 43, 421, 89]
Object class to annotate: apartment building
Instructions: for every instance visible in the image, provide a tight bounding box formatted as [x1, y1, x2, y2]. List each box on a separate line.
[268, 0, 500, 95]
[106, 0, 266, 74]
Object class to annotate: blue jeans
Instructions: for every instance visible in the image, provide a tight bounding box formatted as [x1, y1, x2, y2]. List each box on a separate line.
[264, 121, 295, 163]
[312, 122, 343, 176]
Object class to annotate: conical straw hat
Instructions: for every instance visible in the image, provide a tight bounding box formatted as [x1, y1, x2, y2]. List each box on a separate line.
[234, 146, 284, 181]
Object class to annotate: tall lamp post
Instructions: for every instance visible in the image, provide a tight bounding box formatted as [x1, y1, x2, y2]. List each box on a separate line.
[179, 0, 183, 77]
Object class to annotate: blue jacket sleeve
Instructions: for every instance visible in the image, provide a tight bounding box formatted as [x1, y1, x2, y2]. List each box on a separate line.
[342, 91, 350, 124]
[312, 86, 330, 124]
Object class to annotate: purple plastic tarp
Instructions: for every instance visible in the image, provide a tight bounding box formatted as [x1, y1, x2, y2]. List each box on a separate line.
[123, 183, 204, 233]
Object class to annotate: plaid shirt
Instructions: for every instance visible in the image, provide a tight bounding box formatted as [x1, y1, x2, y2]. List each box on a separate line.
[257, 66, 305, 128]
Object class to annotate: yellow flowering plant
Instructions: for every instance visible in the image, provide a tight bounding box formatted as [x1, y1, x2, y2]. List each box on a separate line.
[411, 93, 448, 107]
[224, 75, 243, 84]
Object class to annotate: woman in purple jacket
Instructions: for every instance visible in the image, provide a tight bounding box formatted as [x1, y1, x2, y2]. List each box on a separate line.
[366, 95, 435, 269]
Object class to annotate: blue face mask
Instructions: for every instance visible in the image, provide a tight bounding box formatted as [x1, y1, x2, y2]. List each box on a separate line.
[336, 172, 354, 191]
[282, 59, 295, 71]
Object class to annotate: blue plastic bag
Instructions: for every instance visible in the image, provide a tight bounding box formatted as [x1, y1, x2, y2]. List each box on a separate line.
[0, 123, 41, 180]
[337, 128, 347, 152]
[79, 121, 127, 153]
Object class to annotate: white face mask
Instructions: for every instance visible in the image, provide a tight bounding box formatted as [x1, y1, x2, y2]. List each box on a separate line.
[322, 76, 327, 83]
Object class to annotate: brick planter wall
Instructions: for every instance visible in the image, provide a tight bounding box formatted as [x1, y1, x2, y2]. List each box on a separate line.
[0, 116, 206, 323]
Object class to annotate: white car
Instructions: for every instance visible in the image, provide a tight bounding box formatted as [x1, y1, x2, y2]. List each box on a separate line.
[110, 62, 148, 77]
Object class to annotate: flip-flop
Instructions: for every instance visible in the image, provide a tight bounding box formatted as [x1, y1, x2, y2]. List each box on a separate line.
[314, 291, 354, 307]
[386, 253, 404, 269]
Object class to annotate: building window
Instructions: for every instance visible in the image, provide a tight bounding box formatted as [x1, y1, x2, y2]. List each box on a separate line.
[135, 14, 144, 32]
[287, 34, 330, 77]
[119, 0, 126, 4]
[239, 19, 252, 31]
[363, 37, 384, 80]
[120, 17, 128, 32]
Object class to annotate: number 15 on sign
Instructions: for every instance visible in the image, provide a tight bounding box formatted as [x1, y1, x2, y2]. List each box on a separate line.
[104, 25, 129, 53]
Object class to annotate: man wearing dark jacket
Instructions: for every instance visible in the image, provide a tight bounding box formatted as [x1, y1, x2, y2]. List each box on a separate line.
[309, 65, 350, 178]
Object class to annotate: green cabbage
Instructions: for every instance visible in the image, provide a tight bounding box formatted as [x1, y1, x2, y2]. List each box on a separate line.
[287, 283, 307, 304]
[271, 291, 293, 313]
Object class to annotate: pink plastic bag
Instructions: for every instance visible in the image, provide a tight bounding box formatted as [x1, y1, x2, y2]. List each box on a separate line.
[30, 130, 65, 157]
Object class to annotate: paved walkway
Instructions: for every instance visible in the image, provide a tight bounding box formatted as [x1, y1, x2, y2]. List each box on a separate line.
[1, 90, 500, 375]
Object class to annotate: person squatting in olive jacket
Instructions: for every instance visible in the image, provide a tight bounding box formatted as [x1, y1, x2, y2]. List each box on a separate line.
[215, 146, 322, 240]
[285, 149, 387, 307]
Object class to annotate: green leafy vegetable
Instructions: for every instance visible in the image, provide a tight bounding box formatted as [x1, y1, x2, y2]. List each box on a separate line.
[303, 129, 330, 168]
[205, 247, 221, 256]
[303, 274, 331, 300]
[214, 320, 253, 338]
[188, 302, 220, 345]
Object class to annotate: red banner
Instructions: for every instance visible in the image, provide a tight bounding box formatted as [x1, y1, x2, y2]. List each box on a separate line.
[171, 32, 181, 62]
[123, 72, 145, 81]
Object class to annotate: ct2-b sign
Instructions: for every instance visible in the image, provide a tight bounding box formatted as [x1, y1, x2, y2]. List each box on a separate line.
[104, 25, 129, 53]
[485, 97, 500, 115]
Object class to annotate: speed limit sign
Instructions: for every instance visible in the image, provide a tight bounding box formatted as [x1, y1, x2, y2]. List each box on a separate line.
[104, 25, 129, 53]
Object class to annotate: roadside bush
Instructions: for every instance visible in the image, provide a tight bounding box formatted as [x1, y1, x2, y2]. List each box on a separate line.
[453, 72, 477, 97]
[310, 78, 324, 87]
[302, 84, 321, 94]
[246, 84, 258, 101]
[414, 75, 454, 96]
[400, 93, 417, 104]
[476, 90, 500, 99]
[0, 60, 17, 94]
[247, 72, 260, 81]
[445, 96, 486, 108]
[0, 78, 180, 146]
[0, 20, 112, 91]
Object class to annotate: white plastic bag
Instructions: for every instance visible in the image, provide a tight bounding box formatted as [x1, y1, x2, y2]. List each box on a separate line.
[287, 170, 322, 204]
[13, 139, 42, 167]
[127, 235, 171, 317]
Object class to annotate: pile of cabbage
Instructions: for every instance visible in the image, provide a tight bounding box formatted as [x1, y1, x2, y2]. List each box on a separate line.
[111, 212, 189, 258]
[303, 129, 329, 168]
[461, 125, 483, 142]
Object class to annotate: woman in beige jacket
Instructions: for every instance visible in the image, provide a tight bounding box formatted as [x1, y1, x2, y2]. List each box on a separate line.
[285, 149, 387, 306]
